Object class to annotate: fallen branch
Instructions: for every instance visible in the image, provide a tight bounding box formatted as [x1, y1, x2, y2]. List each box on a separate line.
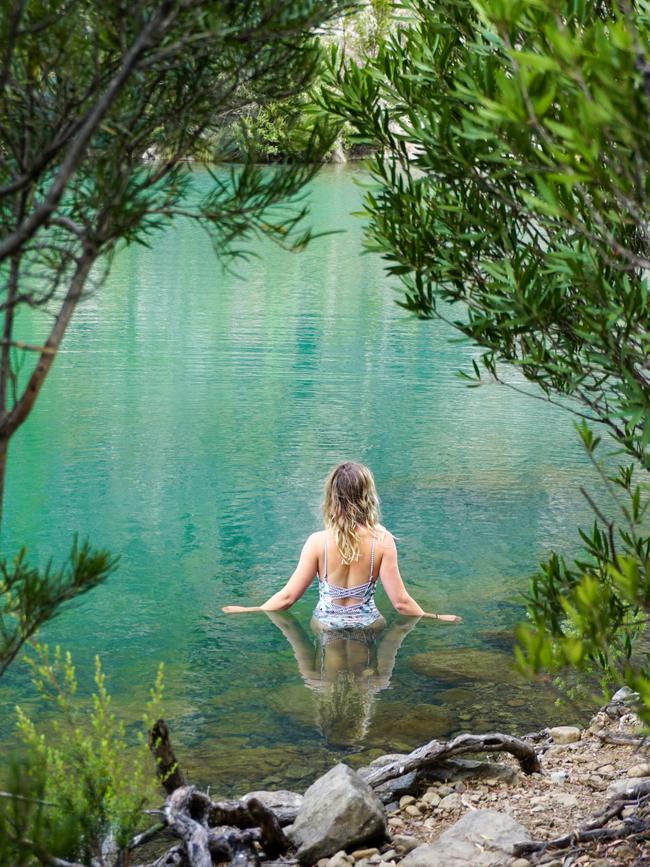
[596, 731, 649, 748]
[149, 718, 186, 794]
[582, 789, 650, 832]
[513, 817, 650, 856]
[128, 821, 168, 850]
[363, 732, 541, 788]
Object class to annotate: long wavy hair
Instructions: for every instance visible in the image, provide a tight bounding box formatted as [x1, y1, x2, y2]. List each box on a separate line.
[323, 462, 382, 564]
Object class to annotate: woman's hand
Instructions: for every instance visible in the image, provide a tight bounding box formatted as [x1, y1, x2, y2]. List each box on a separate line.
[222, 605, 260, 614]
[425, 612, 462, 622]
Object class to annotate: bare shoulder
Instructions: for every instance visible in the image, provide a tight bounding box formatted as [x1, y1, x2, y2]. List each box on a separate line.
[376, 527, 397, 551]
[304, 530, 325, 550]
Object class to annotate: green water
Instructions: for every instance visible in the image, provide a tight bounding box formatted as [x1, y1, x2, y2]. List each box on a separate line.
[5, 166, 596, 794]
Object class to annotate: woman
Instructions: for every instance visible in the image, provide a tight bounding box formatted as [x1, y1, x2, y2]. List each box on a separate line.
[222, 461, 461, 624]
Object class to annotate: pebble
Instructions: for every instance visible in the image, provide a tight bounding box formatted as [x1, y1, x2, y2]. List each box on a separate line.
[437, 784, 454, 797]
[387, 818, 404, 828]
[327, 852, 352, 867]
[390, 836, 421, 854]
[549, 725, 581, 744]
[403, 805, 422, 818]
[399, 795, 416, 808]
[512, 859, 530, 867]
[352, 849, 380, 861]
[439, 793, 462, 811]
[379, 850, 397, 861]
[420, 791, 440, 807]
[549, 770, 567, 783]
[628, 762, 650, 777]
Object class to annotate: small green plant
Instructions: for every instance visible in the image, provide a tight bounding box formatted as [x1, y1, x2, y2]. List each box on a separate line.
[2, 645, 164, 865]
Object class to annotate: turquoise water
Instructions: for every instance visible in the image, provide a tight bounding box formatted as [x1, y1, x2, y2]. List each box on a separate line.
[4, 166, 596, 793]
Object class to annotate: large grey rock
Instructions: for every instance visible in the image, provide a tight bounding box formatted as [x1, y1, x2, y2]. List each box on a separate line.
[400, 810, 531, 867]
[287, 764, 386, 863]
[241, 789, 303, 826]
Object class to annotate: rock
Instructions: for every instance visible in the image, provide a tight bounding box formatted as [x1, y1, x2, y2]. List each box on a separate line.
[287, 764, 386, 863]
[407, 649, 525, 686]
[611, 686, 639, 704]
[400, 810, 531, 867]
[352, 849, 380, 861]
[439, 793, 462, 811]
[241, 789, 303, 825]
[511, 860, 530, 867]
[327, 851, 352, 867]
[390, 835, 422, 854]
[549, 770, 567, 783]
[404, 805, 422, 818]
[399, 796, 416, 808]
[607, 777, 650, 798]
[549, 726, 581, 745]
[421, 791, 441, 807]
[628, 762, 650, 777]
[437, 785, 454, 797]
[553, 792, 579, 809]
[380, 850, 397, 861]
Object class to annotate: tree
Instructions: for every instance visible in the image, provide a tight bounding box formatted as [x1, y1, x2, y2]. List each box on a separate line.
[0, 0, 351, 678]
[0, 0, 352, 516]
[319, 0, 650, 715]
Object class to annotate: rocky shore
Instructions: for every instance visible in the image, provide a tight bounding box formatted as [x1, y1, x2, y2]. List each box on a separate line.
[143, 690, 649, 867]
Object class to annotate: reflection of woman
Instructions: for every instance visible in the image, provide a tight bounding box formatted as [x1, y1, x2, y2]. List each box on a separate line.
[265, 610, 420, 745]
[222, 461, 462, 623]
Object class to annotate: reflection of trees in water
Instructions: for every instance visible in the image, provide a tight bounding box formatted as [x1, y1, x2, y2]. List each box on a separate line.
[266, 611, 419, 748]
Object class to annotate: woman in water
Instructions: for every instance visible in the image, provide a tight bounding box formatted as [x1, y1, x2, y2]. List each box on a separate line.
[222, 461, 461, 625]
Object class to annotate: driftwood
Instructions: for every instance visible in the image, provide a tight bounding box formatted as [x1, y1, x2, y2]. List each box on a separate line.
[150, 785, 290, 867]
[513, 817, 650, 856]
[596, 730, 650, 748]
[362, 732, 541, 788]
[166, 787, 212, 867]
[149, 718, 187, 794]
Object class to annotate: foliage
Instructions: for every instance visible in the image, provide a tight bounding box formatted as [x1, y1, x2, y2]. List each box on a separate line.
[0, 539, 116, 680]
[0, 0, 353, 514]
[0, 645, 164, 866]
[319, 0, 650, 714]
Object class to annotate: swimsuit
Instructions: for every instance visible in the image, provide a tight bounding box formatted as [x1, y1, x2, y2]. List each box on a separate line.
[313, 535, 382, 629]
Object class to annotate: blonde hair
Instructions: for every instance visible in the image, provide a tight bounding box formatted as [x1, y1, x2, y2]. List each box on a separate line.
[323, 462, 382, 564]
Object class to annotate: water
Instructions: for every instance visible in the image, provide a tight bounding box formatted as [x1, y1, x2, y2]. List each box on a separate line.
[4, 165, 597, 794]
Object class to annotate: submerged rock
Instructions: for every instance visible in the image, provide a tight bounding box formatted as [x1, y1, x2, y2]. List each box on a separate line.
[287, 763, 386, 863]
[407, 649, 524, 685]
[400, 809, 531, 867]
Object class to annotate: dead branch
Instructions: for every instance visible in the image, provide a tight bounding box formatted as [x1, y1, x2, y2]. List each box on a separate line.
[149, 718, 186, 794]
[128, 821, 168, 850]
[247, 796, 290, 858]
[513, 816, 650, 856]
[362, 732, 541, 788]
[596, 731, 649, 747]
[165, 786, 212, 867]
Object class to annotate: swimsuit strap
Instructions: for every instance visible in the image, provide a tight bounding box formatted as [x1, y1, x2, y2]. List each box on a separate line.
[369, 536, 376, 581]
[323, 535, 328, 579]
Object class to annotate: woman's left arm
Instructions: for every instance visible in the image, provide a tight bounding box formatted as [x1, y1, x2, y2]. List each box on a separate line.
[222, 534, 319, 613]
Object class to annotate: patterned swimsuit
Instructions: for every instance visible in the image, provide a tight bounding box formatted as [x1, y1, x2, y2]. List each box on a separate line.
[313, 536, 382, 629]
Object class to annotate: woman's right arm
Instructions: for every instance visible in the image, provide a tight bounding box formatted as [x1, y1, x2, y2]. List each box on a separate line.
[379, 533, 461, 622]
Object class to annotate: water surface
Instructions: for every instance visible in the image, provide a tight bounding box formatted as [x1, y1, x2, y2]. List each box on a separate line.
[4, 166, 596, 793]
